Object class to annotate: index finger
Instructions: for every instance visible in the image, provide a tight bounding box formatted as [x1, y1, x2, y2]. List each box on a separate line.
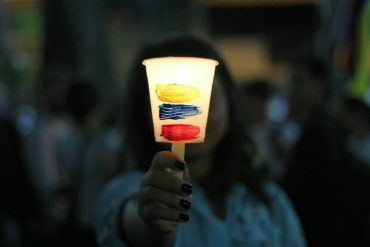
[151, 151, 187, 173]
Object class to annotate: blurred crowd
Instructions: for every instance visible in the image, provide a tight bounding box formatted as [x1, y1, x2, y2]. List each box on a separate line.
[1, 0, 369, 246]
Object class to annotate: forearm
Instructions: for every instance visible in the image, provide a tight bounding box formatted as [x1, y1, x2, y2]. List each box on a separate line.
[121, 198, 176, 247]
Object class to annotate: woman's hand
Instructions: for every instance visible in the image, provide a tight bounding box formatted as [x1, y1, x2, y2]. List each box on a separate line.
[138, 151, 193, 233]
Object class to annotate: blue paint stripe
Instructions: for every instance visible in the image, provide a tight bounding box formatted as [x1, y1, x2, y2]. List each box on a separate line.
[159, 103, 201, 120]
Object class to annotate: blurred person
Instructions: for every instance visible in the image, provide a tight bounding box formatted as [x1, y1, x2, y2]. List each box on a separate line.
[238, 80, 272, 131]
[24, 70, 122, 246]
[272, 56, 331, 166]
[57, 80, 122, 245]
[237, 80, 285, 180]
[0, 117, 41, 246]
[280, 57, 370, 246]
[23, 68, 72, 245]
[95, 36, 306, 247]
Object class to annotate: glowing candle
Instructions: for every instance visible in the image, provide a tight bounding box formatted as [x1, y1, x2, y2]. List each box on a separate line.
[143, 57, 218, 164]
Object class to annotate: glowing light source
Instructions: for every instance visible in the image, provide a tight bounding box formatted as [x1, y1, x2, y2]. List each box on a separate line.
[143, 56, 218, 168]
[143, 57, 218, 144]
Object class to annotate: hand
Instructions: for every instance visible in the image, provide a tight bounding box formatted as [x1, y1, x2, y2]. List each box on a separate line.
[138, 151, 193, 233]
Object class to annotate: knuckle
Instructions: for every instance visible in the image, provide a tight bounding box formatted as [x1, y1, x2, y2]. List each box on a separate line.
[142, 186, 159, 203]
[140, 204, 157, 221]
[169, 209, 180, 221]
[154, 220, 177, 233]
[140, 186, 150, 201]
[146, 187, 156, 201]
[148, 171, 160, 185]
[140, 172, 151, 187]
[137, 205, 147, 220]
[152, 152, 163, 166]
[169, 194, 179, 208]
[146, 171, 155, 184]
[150, 219, 162, 229]
[153, 151, 175, 170]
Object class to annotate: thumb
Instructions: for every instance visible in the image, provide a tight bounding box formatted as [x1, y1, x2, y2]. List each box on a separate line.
[151, 151, 187, 173]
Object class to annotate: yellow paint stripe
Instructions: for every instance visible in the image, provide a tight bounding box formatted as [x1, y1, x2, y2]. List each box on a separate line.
[156, 84, 201, 103]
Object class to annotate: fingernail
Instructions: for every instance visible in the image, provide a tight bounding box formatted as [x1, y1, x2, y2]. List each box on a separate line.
[179, 199, 191, 210]
[181, 184, 193, 195]
[179, 213, 189, 222]
[174, 161, 186, 171]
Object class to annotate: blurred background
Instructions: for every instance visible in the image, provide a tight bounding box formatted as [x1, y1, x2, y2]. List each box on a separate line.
[1, 0, 369, 117]
[1, 0, 369, 246]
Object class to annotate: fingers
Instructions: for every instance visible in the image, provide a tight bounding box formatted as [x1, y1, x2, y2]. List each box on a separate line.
[137, 151, 193, 232]
[138, 202, 190, 224]
[140, 186, 191, 212]
[183, 167, 190, 182]
[141, 151, 192, 195]
[147, 151, 192, 191]
[141, 170, 193, 197]
[151, 151, 187, 173]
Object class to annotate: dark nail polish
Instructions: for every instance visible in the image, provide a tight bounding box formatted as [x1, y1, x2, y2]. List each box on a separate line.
[181, 184, 193, 195]
[174, 161, 186, 171]
[180, 200, 191, 210]
[179, 213, 189, 222]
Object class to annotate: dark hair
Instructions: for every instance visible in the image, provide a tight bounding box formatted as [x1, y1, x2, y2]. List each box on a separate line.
[65, 79, 100, 124]
[241, 80, 273, 99]
[123, 36, 269, 206]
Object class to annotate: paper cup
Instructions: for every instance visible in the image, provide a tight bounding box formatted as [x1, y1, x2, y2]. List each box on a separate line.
[143, 57, 218, 143]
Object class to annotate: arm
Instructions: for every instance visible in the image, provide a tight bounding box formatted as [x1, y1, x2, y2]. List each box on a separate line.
[120, 151, 192, 247]
[95, 151, 192, 247]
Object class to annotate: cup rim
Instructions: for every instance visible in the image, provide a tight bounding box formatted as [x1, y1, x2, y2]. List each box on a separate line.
[142, 56, 219, 66]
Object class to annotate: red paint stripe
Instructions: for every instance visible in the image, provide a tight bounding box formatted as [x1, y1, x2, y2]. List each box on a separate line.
[161, 124, 200, 141]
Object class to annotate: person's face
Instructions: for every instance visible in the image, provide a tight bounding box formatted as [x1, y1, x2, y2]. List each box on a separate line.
[186, 75, 229, 158]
